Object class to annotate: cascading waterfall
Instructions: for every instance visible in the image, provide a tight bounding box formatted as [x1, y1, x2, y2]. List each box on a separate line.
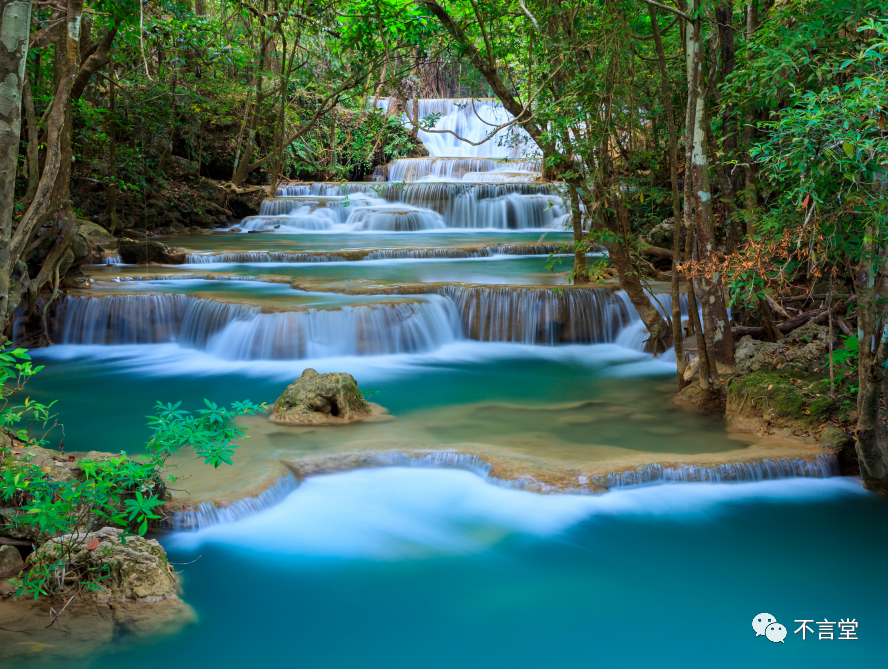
[235, 97, 566, 233]
[169, 475, 299, 530]
[56, 294, 461, 359]
[55, 294, 190, 344]
[439, 286, 636, 344]
[362, 244, 564, 260]
[251, 182, 566, 231]
[607, 455, 839, 488]
[382, 158, 541, 183]
[182, 244, 564, 264]
[194, 296, 461, 360]
[344, 205, 446, 231]
[376, 98, 533, 158]
[184, 252, 347, 263]
[615, 293, 691, 352]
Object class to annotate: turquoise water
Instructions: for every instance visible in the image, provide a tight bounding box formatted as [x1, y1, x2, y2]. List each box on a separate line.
[8, 178, 887, 669]
[48, 471, 888, 668]
[178, 255, 574, 285]
[152, 230, 572, 253]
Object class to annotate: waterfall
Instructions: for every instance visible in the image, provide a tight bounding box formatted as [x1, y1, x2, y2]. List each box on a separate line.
[102, 251, 123, 265]
[184, 252, 347, 263]
[385, 158, 541, 183]
[196, 296, 461, 360]
[377, 98, 534, 158]
[344, 204, 446, 231]
[55, 294, 190, 344]
[169, 474, 299, 530]
[56, 294, 461, 359]
[440, 286, 635, 344]
[362, 244, 563, 260]
[607, 454, 839, 488]
[615, 293, 691, 352]
[56, 288, 648, 350]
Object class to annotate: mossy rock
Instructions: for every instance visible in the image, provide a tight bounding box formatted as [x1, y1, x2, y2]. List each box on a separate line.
[28, 527, 178, 602]
[75, 219, 115, 244]
[727, 368, 842, 428]
[118, 239, 170, 264]
[272, 368, 372, 424]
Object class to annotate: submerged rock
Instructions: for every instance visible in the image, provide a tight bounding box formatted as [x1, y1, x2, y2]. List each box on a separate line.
[272, 369, 373, 424]
[28, 527, 178, 602]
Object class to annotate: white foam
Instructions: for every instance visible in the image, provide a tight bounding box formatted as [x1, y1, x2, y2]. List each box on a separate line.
[167, 467, 866, 559]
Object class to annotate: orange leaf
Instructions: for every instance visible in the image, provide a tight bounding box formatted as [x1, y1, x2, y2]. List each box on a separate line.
[86, 537, 99, 551]
[802, 194, 810, 208]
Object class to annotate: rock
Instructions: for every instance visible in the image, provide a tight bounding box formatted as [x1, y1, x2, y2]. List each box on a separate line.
[734, 336, 779, 374]
[70, 231, 93, 266]
[76, 219, 115, 244]
[406, 136, 430, 158]
[28, 527, 178, 602]
[167, 222, 188, 234]
[121, 229, 148, 239]
[272, 368, 373, 424]
[647, 218, 686, 250]
[228, 227, 243, 233]
[784, 321, 830, 345]
[189, 211, 215, 228]
[0, 545, 24, 575]
[734, 327, 828, 375]
[118, 239, 170, 264]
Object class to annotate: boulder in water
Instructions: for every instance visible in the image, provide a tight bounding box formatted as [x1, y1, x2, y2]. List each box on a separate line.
[272, 369, 373, 424]
[118, 238, 170, 263]
[28, 527, 178, 602]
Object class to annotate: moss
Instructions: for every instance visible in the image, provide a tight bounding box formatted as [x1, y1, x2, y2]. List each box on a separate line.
[727, 367, 850, 429]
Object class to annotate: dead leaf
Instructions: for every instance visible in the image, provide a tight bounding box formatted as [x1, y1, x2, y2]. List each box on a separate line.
[767, 384, 773, 390]
[86, 537, 99, 551]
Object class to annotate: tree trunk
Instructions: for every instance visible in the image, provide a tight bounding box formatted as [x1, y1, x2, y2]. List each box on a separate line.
[0, 0, 33, 333]
[685, 6, 735, 368]
[853, 233, 888, 494]
[104, 65, 119, 233]
[650, 5, 686, 385]
[568, 184, 588, 282]
[8, 0, 84, 319]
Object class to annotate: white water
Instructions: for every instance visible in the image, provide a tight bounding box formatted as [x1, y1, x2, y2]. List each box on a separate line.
[168, 468, 863, 557]
[240, 98, 564, 233]
[56, 294, 462, 359]
[55, 286, 645, 352]
[377, 98, 534, 158]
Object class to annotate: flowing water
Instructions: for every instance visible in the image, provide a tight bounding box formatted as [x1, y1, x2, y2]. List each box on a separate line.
[5, 97, 887, 668]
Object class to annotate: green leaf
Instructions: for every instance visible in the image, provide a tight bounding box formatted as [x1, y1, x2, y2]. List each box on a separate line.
[843, 141, 855, 157]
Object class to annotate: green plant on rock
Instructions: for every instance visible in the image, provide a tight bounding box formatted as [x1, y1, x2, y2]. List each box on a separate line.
[0, 349, 265, 599]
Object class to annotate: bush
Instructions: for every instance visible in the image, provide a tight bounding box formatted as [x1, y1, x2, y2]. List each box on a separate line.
[0, 342, 264, 599]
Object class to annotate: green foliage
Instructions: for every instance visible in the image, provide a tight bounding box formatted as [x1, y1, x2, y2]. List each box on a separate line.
[831, 335, 860, 368]
[0, 349, 265, 599]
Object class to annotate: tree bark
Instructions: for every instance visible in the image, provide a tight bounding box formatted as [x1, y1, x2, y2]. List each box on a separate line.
[567, 184, 588, 282]
[853, 229, 888, 494]
[20, 77, 38, 206]
[650, 4, 686, 384]
[7, 0, 84, 325]
[685, 3, 735, 367]
[0, 0, 33, 333]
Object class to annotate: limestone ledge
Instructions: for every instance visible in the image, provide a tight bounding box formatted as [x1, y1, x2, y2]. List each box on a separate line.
[163, 437, 837, 517]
